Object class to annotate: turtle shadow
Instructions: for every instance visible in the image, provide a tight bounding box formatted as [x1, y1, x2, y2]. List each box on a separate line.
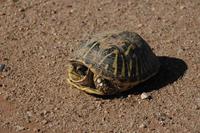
[95, 56, 188, 99]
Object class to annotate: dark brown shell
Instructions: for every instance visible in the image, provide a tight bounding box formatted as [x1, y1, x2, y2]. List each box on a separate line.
[70, 31, 160, 82]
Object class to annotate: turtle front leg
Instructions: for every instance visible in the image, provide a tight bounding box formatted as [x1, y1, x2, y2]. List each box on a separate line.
[94, 76, 118, 95]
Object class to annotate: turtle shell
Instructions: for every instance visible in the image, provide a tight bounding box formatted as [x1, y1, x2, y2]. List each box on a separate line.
[70, 31, 160, 82]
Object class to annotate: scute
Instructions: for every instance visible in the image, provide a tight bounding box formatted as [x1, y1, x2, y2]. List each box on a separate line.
[70, 31, 160, 82]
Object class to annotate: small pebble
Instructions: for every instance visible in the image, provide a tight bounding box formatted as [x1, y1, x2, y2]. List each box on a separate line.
[69, 9, 74, 14]
[41, 110, 48, 115]
[141, 92, 151, 100]
[19, 8, 25, 12]
[97, 8, 102, 11]
[159, 120, 165, 126]
[180, 5, 186, 10]
[40, 55, 46, 59]
[54, 107, 59, 111]
[139, 123, 147, 128]
[119, 114, 124, 118]
[0, 64, 5, 72]
[33, 128, 40, 132]
[102, 117, 106, 121]
[137, 24, 143, 28]
[177, 47, 184, 55]
[41, 119, 48, 125]
[16, 125, 25, 131]
[27, 111, 32, 117]
[104, 110, 109, 114]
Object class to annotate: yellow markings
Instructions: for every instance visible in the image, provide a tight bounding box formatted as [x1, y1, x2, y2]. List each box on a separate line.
[121, 54, 126, 78]
[124, 45, 134, 78]
[125, 44, 136, 55]
[125, 45, 132, 56]
[113, 50, 119, 76]
[128, 59, 133, 77]
[67, 78, 104, 95]
[99, 52, 113, 65]
[83, 41, 98, 58]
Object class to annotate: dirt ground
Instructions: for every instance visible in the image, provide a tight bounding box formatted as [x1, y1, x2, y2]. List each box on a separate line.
[0, 0, 200, 132]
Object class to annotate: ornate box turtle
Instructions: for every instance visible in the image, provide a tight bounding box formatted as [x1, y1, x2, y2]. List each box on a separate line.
[67, 31, 160, 95]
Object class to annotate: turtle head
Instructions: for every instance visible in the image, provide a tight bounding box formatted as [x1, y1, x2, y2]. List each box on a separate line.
[67, 61, 93, 86]
[67, 60, 117, 95]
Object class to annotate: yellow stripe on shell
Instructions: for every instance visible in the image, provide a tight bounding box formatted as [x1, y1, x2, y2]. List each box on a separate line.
[98, 52, 114, 65]
[125, 43, 137, 55]
[83, 41, 98, 59]
[121, 54, 126, 78]
[124, 45, 132, 78]
[128, 59, 133, 77]
[113, 50, 119, 77]
[125, 45, 132, 56]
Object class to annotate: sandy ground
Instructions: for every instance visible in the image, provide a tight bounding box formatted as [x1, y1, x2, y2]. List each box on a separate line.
[0, 0, 200, 132]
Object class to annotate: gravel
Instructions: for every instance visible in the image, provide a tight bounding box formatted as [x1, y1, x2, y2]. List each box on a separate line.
[0, 0, 199, 132]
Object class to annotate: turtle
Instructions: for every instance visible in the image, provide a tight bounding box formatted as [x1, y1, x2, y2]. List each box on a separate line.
[67, 31, 160, 95]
